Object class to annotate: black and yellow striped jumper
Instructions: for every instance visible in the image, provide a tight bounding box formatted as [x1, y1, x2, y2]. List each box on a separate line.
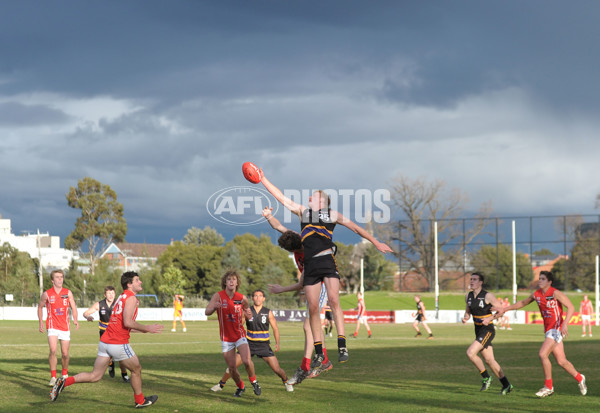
[467, 289, 495, 348]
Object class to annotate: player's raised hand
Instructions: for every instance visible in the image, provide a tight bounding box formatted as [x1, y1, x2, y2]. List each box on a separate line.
[262, 207, 273, 218]
[268, 284, 284, 294]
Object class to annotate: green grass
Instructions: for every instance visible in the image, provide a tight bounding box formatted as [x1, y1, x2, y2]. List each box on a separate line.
[1, 320, 597, 412]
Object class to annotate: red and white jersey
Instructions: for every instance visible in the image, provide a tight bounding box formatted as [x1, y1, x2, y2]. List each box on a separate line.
[216, 290, 246, 342]
[45, 287, 71, 331]
[534, 287, 564, 332]
[101, 290, 138, 345]
[357, 298, 366, 317]
[581, 299, 593, 316]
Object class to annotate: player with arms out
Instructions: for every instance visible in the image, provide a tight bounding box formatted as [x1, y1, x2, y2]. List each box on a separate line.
[38, 269, 79, 386]
[494, 270, 586, 398]
[264, 207, 333, 385]
[83, 285, 130, 383]
[50, 271, 164, 408]
[205, 270, 261, 397]
[412, 295, 433, 339]
[463, 273, 513, 395]
[211, 289, 293, 393]
[172, 294, 187, 332]
[259, 168, 393, 370]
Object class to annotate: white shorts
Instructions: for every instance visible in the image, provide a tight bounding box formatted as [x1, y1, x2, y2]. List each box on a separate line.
[48, 329, 70, 341]
[582, 314, 591, 321]
[357, 316, 366, 325]
[545, 329, 564, 344]
[221, 337, 248, 353]
[97, 342, 136, 361]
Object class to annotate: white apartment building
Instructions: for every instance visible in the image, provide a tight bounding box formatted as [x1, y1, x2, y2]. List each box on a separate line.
[0, 218, 76, 270]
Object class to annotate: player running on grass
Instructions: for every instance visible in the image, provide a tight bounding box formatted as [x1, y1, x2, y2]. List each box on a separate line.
[82, 285, 130, 383]
[205, 270, 262, 397]
[463, 272, 513, 395]
[50, 271, 163, 408]
[263, 207, 333, 385]
[211, 289, 293, 393]
[260, 169, 393, 371]
[492, 270, 587, 398]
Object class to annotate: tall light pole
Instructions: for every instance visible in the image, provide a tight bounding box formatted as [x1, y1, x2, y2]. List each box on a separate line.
[37, 229, 43, 298]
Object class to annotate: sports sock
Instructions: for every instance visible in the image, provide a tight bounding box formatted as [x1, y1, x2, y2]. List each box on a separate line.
[480, 369, 490, 379]
[235, 379, 244, 389]
[61, 368, 68, 376]
[337, 335, 346, 349]
[134, 393, 145, 405]
[219, 380, 226, 388]
[368, 330, 371, 336]
[301, 357, 311, 371]
[64, 376, 76, 387]
[323, 348, 329, 363]
[51, 370, 57, 378]
[314, 342, 323, 356]
[500, 376, 510, 387]
[545, 379, 553, 389]
[249, 375, 257, 384]
[574, 373, 583, 382]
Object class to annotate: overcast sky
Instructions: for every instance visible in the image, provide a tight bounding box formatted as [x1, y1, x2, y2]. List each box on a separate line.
[1, 1, 600, 248]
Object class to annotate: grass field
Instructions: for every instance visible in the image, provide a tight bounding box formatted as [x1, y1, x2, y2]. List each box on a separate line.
[0, 320, 597, 413]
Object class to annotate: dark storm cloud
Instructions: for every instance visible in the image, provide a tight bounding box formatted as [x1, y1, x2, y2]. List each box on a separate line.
[2, 1, 600, 245]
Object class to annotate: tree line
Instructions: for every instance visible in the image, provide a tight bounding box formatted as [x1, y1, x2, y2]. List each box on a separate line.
[2, 176, 599, 307]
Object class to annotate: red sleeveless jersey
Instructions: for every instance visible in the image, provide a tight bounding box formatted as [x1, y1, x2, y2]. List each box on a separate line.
[45, 287, 71, 331]
[216, 290, 246, 342]
[534, 287, 564, 332]
[101, 290, 138, 344]
[581, 299, 593, 316]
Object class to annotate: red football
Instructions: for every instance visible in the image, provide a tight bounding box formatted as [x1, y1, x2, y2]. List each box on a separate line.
[242, 162, 262, 184]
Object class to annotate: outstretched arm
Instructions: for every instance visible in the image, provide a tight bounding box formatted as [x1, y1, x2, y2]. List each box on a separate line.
[262, 207, 289, 233]
[269, 271, 304, 294]
[333, 211, 393, 253]
[260, 172, 304, 217]
[482, 292, 504, 326]
[497, 294, 535, 314]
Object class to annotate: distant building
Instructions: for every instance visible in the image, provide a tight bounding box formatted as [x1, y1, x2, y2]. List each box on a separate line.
[0, 218, 76, 270]
[100, 242, 170, 271]
[527, 253, 568, 289]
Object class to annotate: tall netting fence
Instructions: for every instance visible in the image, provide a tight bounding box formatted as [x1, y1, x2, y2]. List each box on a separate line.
[393, 214, 600, 293]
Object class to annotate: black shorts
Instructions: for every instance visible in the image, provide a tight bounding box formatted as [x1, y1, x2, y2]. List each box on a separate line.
[474, 326, 495, 349]
[415, 314, 424, 322]
[248, 340, 274, 358]
[303, 254, 339, 286]
[325, 311, 333, 321]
